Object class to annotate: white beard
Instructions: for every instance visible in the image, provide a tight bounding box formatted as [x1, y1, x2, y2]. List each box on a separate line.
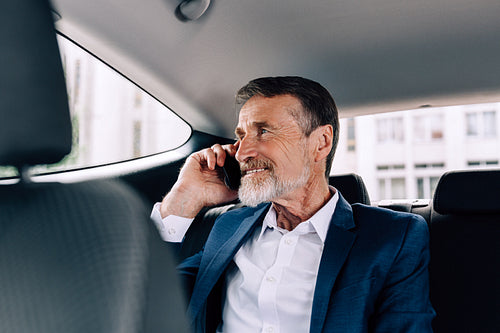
[238, 159, 310, 207]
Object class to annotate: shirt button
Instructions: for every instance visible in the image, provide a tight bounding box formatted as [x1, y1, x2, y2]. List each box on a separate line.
[284, 238, 293, 245]
[266, 327, 274, 333]
[266, 276, 276, 283]
[167, 228, 176, 235]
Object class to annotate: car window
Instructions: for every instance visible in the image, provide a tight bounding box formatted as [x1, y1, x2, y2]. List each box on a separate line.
[333, 102, 500, 201]
[3, 34, 191, 178]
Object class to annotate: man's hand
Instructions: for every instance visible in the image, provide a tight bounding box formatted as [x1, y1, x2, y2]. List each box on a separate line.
[160, 143, 240, 219]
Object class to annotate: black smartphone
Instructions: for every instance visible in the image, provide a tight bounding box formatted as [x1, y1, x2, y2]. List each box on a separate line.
[221, 154, 241, 191]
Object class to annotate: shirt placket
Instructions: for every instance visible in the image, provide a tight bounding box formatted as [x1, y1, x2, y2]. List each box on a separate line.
[258, 232, 299, 333]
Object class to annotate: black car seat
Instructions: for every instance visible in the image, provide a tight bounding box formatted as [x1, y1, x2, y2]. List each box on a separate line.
[0, 1, 189, 332]
[179, 173, 371, 260]
[429, 169, 500, 333]
[328, 173, 370, 206]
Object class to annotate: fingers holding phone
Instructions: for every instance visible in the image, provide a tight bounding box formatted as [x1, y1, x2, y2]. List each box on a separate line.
[160, 143, 240, 218]
[205, 143, 239, 187]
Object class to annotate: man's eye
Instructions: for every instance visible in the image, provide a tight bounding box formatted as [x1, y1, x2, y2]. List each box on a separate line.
[260, 128, 269, 134]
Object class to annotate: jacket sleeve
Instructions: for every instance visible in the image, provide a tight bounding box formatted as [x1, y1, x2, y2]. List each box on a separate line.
[371, 215, 435, 332]
[176, 250, 203, 302]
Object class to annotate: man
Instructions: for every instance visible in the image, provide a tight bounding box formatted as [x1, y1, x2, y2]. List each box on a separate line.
[151, 76, 434, 332]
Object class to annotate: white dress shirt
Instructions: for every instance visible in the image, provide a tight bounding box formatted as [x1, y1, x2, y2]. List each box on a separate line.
[150, 189, 339, 333]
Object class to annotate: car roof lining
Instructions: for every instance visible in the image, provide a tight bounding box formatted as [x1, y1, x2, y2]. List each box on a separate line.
[52, 0, 500, 137]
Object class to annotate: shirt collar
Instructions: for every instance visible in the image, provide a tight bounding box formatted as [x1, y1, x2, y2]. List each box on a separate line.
[258, 186, 339, 244]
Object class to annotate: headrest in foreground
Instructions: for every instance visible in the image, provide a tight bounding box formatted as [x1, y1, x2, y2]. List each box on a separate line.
[0, 0, 72, 168]
[433, 170, 500, 214]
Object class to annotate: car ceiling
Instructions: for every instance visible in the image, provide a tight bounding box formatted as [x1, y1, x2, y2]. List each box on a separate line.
[52, 0, 500, 138]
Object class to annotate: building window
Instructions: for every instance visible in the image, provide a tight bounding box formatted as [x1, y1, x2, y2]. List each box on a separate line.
[133, 121, 142, 158]
[391, 178, 406, 199]
[467, 160, 499, 167]
[466, 111, 497, 138]
[431, 115, 444, 139]
[377, 117, 404, 143]
[417, 176, 440, 199]
[414, 163, 445, 169]
[484, 111, 497, 137]
[414, 114, 444, 142]
[377, 164, 405, 171]
[378, 179, 386, 199]
[378, 177, 406, 200]
[134, 90, 143, 108]
[466, 113, 479, 136]
[347, 118, 355, 151]
[417, 178, 424, 198]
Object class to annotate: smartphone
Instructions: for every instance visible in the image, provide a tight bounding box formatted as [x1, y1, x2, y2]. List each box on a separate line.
[221, 154, 241, 190]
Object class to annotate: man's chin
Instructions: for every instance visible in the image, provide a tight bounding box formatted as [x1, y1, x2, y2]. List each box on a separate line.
[238, 179, 275, 207]
[238, 189, 271, 207]
[238, 171, 309, 207]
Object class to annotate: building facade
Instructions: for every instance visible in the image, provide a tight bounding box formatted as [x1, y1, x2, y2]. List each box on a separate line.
[334, 103, 500, 201]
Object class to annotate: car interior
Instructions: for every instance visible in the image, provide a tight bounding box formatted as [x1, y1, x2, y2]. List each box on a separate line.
[1, 0, 499, 332]
[0, 1, 189, 332]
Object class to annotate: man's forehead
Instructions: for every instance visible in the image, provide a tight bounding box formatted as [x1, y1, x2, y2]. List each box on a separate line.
[237, 95, 302, 122]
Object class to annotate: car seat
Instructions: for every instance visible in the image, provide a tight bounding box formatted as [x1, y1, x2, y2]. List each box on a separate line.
[0, 1, 189, 332]
[429, 169, 500, 333]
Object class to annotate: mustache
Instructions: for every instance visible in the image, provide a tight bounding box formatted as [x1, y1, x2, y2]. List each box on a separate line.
[240, 158, 274, 172]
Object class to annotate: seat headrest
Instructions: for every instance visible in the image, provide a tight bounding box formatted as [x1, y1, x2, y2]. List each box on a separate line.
[329, 173, 371, 205]
[433, 170, 500, 214]
[0, 0, 72, 169]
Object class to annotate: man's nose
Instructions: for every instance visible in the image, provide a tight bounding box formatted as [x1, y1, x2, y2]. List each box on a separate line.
[235, 136, 258, 163]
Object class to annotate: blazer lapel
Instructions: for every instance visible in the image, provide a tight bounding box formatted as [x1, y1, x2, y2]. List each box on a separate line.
[187, 203, 270, 322]
[310, 193, 358, 333]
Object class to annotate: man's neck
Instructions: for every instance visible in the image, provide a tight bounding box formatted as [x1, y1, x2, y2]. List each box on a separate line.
[271, 181, 332, 231]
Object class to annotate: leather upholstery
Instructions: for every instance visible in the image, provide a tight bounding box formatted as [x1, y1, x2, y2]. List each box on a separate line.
[429, 169, 500, 332]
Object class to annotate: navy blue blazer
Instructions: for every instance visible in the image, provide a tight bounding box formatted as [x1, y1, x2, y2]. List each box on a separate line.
[178, 193, 435, 332]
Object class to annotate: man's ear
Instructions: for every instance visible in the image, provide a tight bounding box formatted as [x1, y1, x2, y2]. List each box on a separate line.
[313, 125, 333, 162]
